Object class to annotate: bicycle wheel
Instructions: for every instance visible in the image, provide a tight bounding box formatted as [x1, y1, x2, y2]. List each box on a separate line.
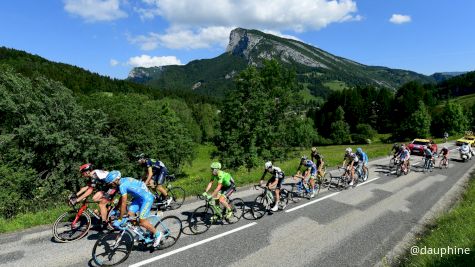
[189, 205, 214, 234]
[388, 158, 395, 169]
[155, 215, 182, 250]
[320, 172, 330, 188]
[289, 184, 302, 203]
[226, 198, 245, 224]
[52, 210, 91, 242]
[250, 195, 270, 220]
[92, 230, 134, 267]
[167, 187, 186, 210]
[277, 189, 290, 211]
[395, 164, 402, 177]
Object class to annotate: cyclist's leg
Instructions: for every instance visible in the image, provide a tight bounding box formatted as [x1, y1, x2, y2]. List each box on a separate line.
[136, 195, 156, 235]
[154, 169, 168, 198]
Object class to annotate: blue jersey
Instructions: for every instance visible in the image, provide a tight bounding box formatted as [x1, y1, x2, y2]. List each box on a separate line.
[357, 152, 368, 163]
[146, 159, 166, 173]
[305, 160, 317, 175]
[118, 178, 153, 200]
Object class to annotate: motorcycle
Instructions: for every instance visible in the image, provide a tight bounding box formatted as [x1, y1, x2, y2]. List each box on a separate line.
[460, 148, 472, 162]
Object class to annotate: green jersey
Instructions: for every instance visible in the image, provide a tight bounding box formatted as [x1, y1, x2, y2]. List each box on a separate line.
[211, 170, 234, 187]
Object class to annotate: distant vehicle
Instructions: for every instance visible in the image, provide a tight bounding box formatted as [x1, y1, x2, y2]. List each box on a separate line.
[408, 139, 437, 155]
[456, 135, 475, 147]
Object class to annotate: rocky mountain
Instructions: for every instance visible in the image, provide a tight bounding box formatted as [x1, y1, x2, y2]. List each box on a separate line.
[128, 28, 435, 97]
[431, 71, 467, 83]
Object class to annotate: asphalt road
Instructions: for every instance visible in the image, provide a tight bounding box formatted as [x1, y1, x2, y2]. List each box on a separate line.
[1, 143, 474, 267]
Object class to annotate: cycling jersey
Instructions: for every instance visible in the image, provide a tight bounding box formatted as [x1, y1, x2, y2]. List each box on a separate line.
[145, 159, 168, 184]
[344, 153, 359, 164]
[211, 170, 235, 187]
[424, 148, 433, 158]
[304, 160, 317, 176]
[311, 152, 324, 168]
[399, 149, 410, 160]
[119, 178, 154, 200]
[262, 166, 285, 189]
[88, 170, 109, 192]
[356, 152, 368, 164]
[440, 148, 449, 156]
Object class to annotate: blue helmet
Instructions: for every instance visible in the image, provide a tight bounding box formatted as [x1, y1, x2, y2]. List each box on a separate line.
[105, 170, 121, 184]
[356, 147, 363, 154]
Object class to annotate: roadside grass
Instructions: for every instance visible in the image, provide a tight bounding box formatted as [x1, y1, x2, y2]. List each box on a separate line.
[399, 172, 475, 266]
[0, 204, 67, 233]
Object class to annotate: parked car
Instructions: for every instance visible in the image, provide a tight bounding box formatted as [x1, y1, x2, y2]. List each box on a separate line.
[408, 139, 437, 155]
[456, 135, 475, 147]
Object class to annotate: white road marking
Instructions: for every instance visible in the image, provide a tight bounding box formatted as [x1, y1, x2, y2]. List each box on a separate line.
[356, 177, 381, 187]
[129, 222, 258, 267]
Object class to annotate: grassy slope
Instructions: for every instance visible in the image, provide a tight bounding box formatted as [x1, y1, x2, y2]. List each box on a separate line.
[433, 93, 475, 115]
[399, 172, 475, 266]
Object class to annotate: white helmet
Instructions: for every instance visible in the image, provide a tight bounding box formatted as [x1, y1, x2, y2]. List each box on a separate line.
[345, 147, 352, 154]
[265, 161, 273, 170]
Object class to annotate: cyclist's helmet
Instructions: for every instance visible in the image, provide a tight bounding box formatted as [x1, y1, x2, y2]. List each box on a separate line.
[301, 156, 307, 162]
[311, 147, 317, 152]
[79, 163, 93, 176]
[345, 147, 352, 154]
[265, 161, 273, 171]
[356, 147, 363, 154]
[210, 162, 221, 170]
[105, 170, 121, 184]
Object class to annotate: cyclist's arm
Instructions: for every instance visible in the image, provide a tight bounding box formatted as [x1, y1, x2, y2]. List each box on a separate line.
[318, 160, 324, 172]
[119, 194, 127, 219]
[205, 181, 213, 193]
[144, 167, 154, 185]
[260, 171, 267, 183]
[76, 186, 93, 202]
[211, 183, 222, 198]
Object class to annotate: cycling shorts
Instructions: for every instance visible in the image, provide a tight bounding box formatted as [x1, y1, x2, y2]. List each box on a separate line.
[128, 194, 154, 219]
[219, 182, 236, 198]
[267, 176, 284, 190]
[152, 167, 168, 185]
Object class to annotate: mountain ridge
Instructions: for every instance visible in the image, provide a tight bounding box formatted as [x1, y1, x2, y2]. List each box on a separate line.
[128, 28, 435, 97]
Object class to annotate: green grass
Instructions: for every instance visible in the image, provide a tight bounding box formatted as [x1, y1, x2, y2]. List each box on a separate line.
[433, 93, 475, 114]
[297, 87, 324, 104]
[323, 80, 349, 91]
[0, 204, 68, 233]
[399, 173, 475, 266]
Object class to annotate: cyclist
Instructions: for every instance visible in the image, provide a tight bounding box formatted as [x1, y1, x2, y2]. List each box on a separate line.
[70, 163, 112, 230]
[105, 171, 162, 247]
[260, 161, 285, 211]
[391, 143, 401, 158]
[398, 145, 410, 173]
[297, 156, 318, 197]
[342, 148, 359, 186]
[310, 147, 325, 179]
[204, 162, 235, 219]
[439, 146, 449, 165]
[423, 145, 434, 171]
[356, 148, 369, 180]
[444, 132, 449, 143]
[137, 154, 172, 206]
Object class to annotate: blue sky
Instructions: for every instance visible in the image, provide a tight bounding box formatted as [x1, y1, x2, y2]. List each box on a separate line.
[1, 0, 474, 79]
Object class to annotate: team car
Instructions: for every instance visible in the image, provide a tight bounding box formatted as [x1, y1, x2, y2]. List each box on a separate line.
[408, 138, 438, 155]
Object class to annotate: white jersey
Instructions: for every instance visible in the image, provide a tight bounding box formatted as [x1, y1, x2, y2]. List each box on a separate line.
[92, 169, 109, 180]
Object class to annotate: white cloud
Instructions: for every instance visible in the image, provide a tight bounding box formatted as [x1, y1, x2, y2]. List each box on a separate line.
[389, 14, 411, 24]
[64, 0, 127, 22]
[110, 59, 119, 66]
[128, 26, 233, 50]
[129, 0, 360, 50]
[140, 0, 359, 31]
[127, 55, 182, 67]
